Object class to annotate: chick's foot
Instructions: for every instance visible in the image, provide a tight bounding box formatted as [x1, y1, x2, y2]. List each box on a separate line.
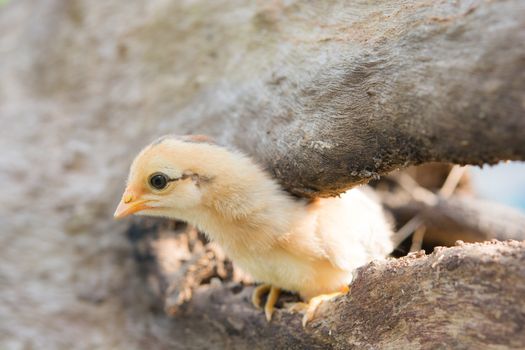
[287, 286, 350, 327]
[251, 284, 281, 321]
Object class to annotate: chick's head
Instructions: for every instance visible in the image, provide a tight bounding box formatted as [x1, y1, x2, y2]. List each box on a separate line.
[114, 139, 208, 219]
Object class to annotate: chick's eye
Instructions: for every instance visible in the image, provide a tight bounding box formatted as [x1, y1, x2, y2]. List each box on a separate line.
[149, 173, 169, 190]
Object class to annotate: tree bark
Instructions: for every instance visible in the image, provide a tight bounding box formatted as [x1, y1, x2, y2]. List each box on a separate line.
[2, 1, 523, 348]
[173, 0, 525, 197]
[131, 221, 525, 349]
[6, 0, 524, 197]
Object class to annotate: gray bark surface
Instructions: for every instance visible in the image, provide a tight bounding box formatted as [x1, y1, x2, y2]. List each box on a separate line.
[172, 0, 525, 197]
[1, 0, 524, 348]
[133, 222, 525, 349]
[3, 1, 523, 198]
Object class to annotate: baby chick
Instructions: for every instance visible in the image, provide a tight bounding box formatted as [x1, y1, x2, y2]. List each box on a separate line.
[114, 135, 393, 325]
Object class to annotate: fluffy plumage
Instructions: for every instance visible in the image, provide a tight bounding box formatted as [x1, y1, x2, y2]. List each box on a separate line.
[115, 136, 393, 321]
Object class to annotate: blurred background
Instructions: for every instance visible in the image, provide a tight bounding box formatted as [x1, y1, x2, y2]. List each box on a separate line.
[1, 1, 523, 349]
[471, 162, 525, 210]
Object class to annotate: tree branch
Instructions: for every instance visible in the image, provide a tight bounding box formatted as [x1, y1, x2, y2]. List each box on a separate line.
[15, 0, 525, 197]
[130, 221, 525, 349]
[173, 0, 525, 196]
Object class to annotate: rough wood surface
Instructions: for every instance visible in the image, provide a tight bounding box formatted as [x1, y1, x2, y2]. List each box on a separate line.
[4, 0, 523, 199]
[170, 0, 525, 197]
[2, 1, 524, 348]
[131, 221, 525, 349]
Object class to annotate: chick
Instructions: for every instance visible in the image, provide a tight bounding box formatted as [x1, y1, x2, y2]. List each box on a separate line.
[114, 135, 393, 325]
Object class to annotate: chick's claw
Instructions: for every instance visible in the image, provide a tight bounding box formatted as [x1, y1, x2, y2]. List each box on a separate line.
[287, 287, 350, 327]
[265, 286, 280, 321]
[284, 301, 309, 313]
[251, 284, 271, 309]
[251, 284, 280, 321]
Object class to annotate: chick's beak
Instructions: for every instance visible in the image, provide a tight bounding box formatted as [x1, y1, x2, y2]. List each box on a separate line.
[113, 191, 150, 219]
